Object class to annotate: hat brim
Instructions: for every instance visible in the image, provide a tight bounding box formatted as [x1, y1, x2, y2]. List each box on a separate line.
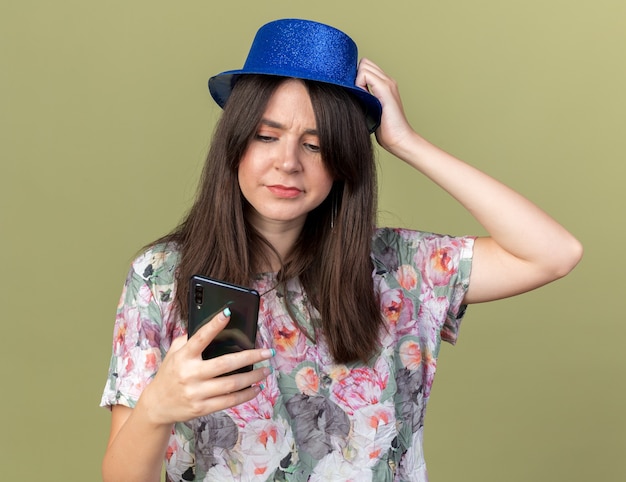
[209, 71, 382, 133]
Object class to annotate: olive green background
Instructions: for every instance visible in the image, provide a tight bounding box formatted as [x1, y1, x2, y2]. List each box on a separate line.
[1, 0, 624, 480]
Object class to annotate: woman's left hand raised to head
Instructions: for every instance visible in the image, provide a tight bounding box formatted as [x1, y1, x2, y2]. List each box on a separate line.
[356, 58, 583, 304]
[356, 58, 416, 155]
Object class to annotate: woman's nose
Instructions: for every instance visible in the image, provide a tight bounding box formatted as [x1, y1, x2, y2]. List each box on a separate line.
[275, 141, 302, 173]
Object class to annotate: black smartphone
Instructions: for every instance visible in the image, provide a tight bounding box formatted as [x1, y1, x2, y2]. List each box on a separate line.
[188, 275, 260, 374]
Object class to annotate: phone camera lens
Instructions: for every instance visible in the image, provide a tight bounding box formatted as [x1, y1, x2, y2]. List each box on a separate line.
[194, 285, 203, 305]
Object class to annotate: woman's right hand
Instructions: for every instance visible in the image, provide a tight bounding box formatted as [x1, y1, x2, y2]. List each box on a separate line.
[137, 308, 274, 427]
[103, 308, 273, 482]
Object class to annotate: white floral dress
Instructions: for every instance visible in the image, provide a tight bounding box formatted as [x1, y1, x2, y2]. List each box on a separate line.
[101, 227, 474, 481]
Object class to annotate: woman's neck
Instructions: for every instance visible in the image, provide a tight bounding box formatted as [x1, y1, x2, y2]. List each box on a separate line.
[251, 218, 305, 273]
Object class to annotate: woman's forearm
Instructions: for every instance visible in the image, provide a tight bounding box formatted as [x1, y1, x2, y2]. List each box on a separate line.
[102, 393, 172, 482]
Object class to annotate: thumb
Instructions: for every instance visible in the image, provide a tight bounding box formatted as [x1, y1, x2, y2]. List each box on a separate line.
[185, 307, 231, 358]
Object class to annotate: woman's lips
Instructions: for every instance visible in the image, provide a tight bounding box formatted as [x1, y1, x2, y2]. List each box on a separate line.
[267, 185, 303, 198]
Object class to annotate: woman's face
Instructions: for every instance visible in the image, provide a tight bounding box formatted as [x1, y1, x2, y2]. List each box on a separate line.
[238, 79, 334, 233]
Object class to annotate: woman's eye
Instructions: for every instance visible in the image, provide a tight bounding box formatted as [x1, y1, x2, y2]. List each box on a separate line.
[256, 134, 275, 142]
[305, 143, 320, 152]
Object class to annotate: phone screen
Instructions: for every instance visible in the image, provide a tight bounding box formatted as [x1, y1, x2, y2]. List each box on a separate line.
[188, 275, 260, 374]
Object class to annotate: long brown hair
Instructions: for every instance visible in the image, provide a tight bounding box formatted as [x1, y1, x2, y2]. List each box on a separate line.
[155, 75, 383, 363]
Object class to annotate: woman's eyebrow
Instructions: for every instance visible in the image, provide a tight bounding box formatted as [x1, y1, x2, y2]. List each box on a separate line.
[259, 118, 318, 136]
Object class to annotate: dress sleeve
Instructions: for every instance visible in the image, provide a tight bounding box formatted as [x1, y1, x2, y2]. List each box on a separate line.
[372, 228, 475, 346]
[438, 235, 474, 345]
[100, 247, 180, 409]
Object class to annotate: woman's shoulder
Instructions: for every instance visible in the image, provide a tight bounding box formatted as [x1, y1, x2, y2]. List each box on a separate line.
[127, 242, 181, 286]
[373, 227, 474, 247]
[371, 227, 474, 271]
[372, 227, 435, 253]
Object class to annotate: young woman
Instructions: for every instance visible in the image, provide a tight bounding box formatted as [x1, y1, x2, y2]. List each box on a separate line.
[101, 19, 582, 482]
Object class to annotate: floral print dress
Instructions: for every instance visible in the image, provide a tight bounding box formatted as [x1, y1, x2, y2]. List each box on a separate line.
[101, 227, 474, 481]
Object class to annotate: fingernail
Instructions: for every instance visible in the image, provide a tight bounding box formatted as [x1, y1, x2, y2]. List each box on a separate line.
[222, 307, 231, 317]
[262, 348, 276, 358]
[259, 383, 265, 391]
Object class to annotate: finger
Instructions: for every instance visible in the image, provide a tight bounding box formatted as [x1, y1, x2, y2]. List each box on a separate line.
[185, 307, 231, 358]
[356, 58, 374, 90]
[199, 348, 276, 380]
[196, 384, 265, 417]
[357, 58, 386, 81]
[356, 62, 391, 100]
[198, 365, 273, 399]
